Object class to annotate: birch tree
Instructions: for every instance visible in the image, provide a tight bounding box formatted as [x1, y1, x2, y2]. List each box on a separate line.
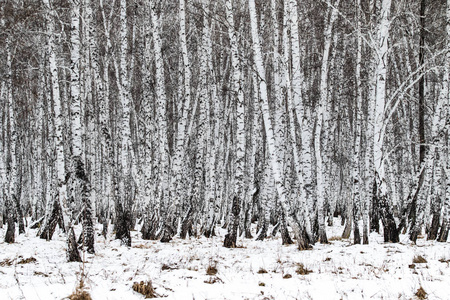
[372, 0, 399, 243]
[224, 0, 246, 248]
[43, 0, 81, 261]
[315, 0, 340, 244]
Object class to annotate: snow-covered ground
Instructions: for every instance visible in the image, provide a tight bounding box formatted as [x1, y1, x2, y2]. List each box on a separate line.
[0, 220, 449, 300]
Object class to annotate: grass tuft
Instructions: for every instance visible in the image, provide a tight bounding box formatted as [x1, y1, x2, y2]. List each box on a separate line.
[132, 281, 158, 298]
[204, 276, 223, 284]
[0, 258, 14, 266]
[257, 268, 268, 274]
[68, 280, 92, 300]
[415, 286, 427, 299]
[413, 256, 427, 264]
[295, 263, 313, 275]
[18, 257, 37, 264]
[206, 265, 218, 275]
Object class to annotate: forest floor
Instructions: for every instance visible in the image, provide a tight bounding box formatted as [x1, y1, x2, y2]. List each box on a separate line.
[0, 220, 449, 300]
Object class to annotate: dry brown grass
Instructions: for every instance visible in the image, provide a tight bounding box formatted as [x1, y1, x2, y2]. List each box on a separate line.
[295, 263, 313, 275]
[34, 271, 49, 277]
[257, 268, 268, 274]
[132, 281, 158, 298]
[133, 244, 152, 249]
[413, 256, 427, 264]
[204, 276, 223, 284]
[68, 280, 92, 300]
[0, 258, 14, 266]
[68, 290, 92, 300]
[18, 257, 37, 264]
[415, 286, 427, 299]
[206, 265, 218, 275]
[328, 236, 343, 241]
[161, 264, 178, 271]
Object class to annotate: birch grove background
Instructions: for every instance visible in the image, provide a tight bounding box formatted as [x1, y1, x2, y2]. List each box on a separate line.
[0, 0, 449, 261]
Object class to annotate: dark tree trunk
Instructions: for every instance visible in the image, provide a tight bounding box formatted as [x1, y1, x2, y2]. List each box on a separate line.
[243, 203, 253, 239]
[67, 227, 82, 262]
[203, 215, 216, 238]
[4, 197, 15, 243]
[224, 196, 240, 248]
[13, 195, 25, 235]
[39, 199, 61, 241]
[113, 172, 132, 246]
[437, 220, 449, 242]
[370, 180, 380, 233]
[160, 215, 175, 243]
[142, 214, 159, 240]
[379, 194, 399, 243]
[102, 218, 108, 239]
[180, 206, 193, 239]
[342, 217, 352, 239]
[353, 219, 361, 244]
[115, 207, 132, 247]
[427, 212, 440, 240]
[255, 221, 267, 241]
[280, 213, 293, 245]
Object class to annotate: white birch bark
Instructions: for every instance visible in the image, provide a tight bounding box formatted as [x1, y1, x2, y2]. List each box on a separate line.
[373, 0, 399, 242]
[0, 82, 6, 230]
[149, 1, 170, 239]
[224, 0, 245, 247]
[69, 0, 94, 253]
[354, 0, 363, 244]
[439, 0, 450, 242]
[248, 0, 302, 246]
[4, 36, 17, 242]
[315, 0, 340, 244]
[170, 0, 192, 235]
[288, 0, 314, 231]
[43, 0, 81, 261]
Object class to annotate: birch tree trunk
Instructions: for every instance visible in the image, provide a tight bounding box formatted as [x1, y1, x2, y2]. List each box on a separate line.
[224, 0, 245, 248]
[248, 0, 304, 249]
[353, 0, 363, 244]
[43, 0, 81, 261]
[438, 0, 450, 242]
[168, 0, 192, 238]
[4, 37, 16, 243]
[288, 0, 314, 243]
[373, 0, 399, 243]
[115, 0, 132, 246]
[315, 0, 340, 244]
[69, 0, 94, 254]
[149, 1, 171, 242]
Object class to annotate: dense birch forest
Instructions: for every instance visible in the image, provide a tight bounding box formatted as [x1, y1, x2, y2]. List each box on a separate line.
[0, 0, 449, 262]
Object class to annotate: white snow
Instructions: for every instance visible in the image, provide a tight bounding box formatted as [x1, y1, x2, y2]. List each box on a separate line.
[0, 220, 449, 300]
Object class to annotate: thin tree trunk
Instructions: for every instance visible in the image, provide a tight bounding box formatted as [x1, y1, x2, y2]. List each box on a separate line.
[315, 0, 340, 244]
[224, 0, 245, 248]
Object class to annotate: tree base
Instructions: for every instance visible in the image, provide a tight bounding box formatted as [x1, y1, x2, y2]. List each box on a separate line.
[223, 233, 237, 248]
[67, 227, 82, 262]
[4, 220, 15, 244]
[437, 220, 449, 242]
